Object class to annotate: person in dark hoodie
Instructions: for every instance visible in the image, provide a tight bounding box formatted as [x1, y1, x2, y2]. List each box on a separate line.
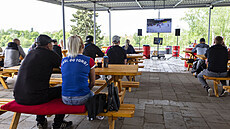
[197, 36, 228, 97]
[52, 39, 62, 58]
[83, 35, 104, 60]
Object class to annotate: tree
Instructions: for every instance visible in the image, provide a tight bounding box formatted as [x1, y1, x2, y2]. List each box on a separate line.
[70, 10, 104, 47]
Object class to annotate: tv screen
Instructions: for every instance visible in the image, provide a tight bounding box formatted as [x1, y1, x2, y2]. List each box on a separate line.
[154, 37, 163, 45]
[147, 19, 172, 33]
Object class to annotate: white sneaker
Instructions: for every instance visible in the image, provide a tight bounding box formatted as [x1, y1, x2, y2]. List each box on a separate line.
[220, 91, 228, 97]
[96, 116, 104, 120]
[208, 88, 213, 97]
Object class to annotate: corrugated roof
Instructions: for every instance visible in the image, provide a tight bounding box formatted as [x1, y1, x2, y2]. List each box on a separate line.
[38, 0, 230, 11]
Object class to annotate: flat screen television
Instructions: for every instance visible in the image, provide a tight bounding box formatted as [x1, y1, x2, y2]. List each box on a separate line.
[147, 19, 172, 33]
[154, 37, 163, 45]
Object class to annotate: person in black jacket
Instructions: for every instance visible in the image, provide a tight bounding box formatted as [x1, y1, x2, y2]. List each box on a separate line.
[197, 36, 228, 97]
[83, 35, 104, 60]
[13, 34, 72, 129]
[107, 35, 127, 64]
[52, 39, 62, 58]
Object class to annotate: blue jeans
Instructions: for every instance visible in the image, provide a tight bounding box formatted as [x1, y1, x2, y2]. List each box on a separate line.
[62, 91, 94, 105]
[197, 69, 227, 88]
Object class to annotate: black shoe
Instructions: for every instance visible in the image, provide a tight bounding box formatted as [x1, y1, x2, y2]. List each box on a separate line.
[37, 119, 47, 129]
[52, 120, 72, 129]
[220, 89, 228, 97]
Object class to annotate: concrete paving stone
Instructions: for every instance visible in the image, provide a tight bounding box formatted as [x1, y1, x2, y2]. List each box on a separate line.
[148, 94, 163, 100]
[0, 112, 14, 122]
[190, 97, 209, 103]
[99, 118, 123, 129]
[64, 115, 85, 126]
[145, 104, 163, 114]
[153, 100, 170, 106]
[139, 99, 153, 105]
[134, 92, 148, 99]
[164, 119, 186, 129]
[121, 124, 143, 129]
[216, 109, 230, 121]
[162, 92, 176, 96]
[148, 89, 161, 93]
[183, 102, 204, 109]
[202, 103, 224, 109]
[17, 120, 37, 129]
[163, 106, 180, 112]
[123, 98, 139, 104]
[75, 118, 101, 129]
[162, 95, 177, 101]
[123, 116, 144, 126]
[143, 122, 165, 129]
[145, 113, 164, 123]
[188, 126, 210, 129]
[135, 103, 145, 110]
[184, 117, 208, 128]
[164, 112, 183, 120]
[207, 122, 230, 129]
[203, 116, 226, 123]
[198, 109, 219, 116]
[134, 109, 145, 117]
[169, 101, 184, 107]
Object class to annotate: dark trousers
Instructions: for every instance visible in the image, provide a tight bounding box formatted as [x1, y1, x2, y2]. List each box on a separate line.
[36, 86, 65, 124]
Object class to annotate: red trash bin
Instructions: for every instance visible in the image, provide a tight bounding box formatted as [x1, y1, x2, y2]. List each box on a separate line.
[184, 48, 193, 67]
[172, 46, 180, 57]
[143, 45, 150, 59]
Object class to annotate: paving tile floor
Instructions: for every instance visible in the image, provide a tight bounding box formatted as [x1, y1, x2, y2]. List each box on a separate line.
[1, 56, 230, 129]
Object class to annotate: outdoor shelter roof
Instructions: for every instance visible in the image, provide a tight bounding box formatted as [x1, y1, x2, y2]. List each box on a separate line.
[38, 0, 230, 11]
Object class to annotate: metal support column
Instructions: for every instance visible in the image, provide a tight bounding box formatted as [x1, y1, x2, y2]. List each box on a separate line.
[108, 9, 112, 46]
[157, 9, 160, 58]
[62, 0, 66, 49]
[208, 7, 212, 45]
[93, 2, 96, 44]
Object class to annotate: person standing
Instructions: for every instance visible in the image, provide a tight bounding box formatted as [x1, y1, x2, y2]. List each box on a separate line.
[83, 35, 104, 60]
[14, 34, 72, 129]
[197, 36, 228, 97]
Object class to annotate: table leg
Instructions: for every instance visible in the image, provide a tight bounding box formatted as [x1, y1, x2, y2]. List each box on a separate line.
[0, 76, 8, 89]
[108, 116, 117, 129]
[10, 112, 21, 129]
[214, 80, 219, 97]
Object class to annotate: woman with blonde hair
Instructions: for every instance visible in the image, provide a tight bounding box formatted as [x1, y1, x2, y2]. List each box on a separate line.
[122, 39, 136, 54]
[61, 35, 95, 105]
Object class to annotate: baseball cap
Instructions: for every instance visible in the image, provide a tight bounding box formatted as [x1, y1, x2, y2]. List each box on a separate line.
[36, 34, 52, 46]
[112, 35, 120, 43]
[85, 35, 93, 43]
[200, 38, 205, 43]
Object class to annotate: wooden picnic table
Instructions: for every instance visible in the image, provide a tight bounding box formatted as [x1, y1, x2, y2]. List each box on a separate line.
[126, 54, 143, 59]
[196, 55, 206, 60]
[62, 49, 68, 57]
[135, 50, 144, 54]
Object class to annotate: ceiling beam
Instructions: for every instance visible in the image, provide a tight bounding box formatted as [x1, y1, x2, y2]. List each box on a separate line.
[135, 0, 143, 9]
[174, 0, 183, 8]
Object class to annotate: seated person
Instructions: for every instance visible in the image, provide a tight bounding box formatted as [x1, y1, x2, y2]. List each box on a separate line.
[122, 39, 136, 54]
[107, 35, 127, 64]
[83, 35, 104, 60]
[52, 39, 62, 58]
[14, 34, 72, 129]
[61, 35, 95, 105]
[4, 38, 26, 67]
[197, 36, 228, 97]
[191, 38, 209, 75]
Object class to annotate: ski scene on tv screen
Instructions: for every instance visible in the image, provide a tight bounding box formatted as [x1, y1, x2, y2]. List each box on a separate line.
[147, 19, 172, 33]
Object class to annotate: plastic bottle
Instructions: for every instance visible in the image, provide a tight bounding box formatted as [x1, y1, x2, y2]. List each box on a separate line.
[103, 56, 109, 68]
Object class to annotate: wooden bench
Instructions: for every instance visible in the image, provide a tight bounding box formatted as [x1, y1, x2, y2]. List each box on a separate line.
[0, 71, 15, 89]
[203, 75, 230, 97]
[0, 98, 135, 129]
[223, 86, 230, 92]
[180, 58, 189, 60]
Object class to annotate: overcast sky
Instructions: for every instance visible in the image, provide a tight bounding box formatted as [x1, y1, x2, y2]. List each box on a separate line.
[0, 0, 188, 36]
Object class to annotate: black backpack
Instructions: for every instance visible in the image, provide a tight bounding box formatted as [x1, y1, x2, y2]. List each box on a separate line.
[85, 93, 107, 121]
[106, 82, 120, 112]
